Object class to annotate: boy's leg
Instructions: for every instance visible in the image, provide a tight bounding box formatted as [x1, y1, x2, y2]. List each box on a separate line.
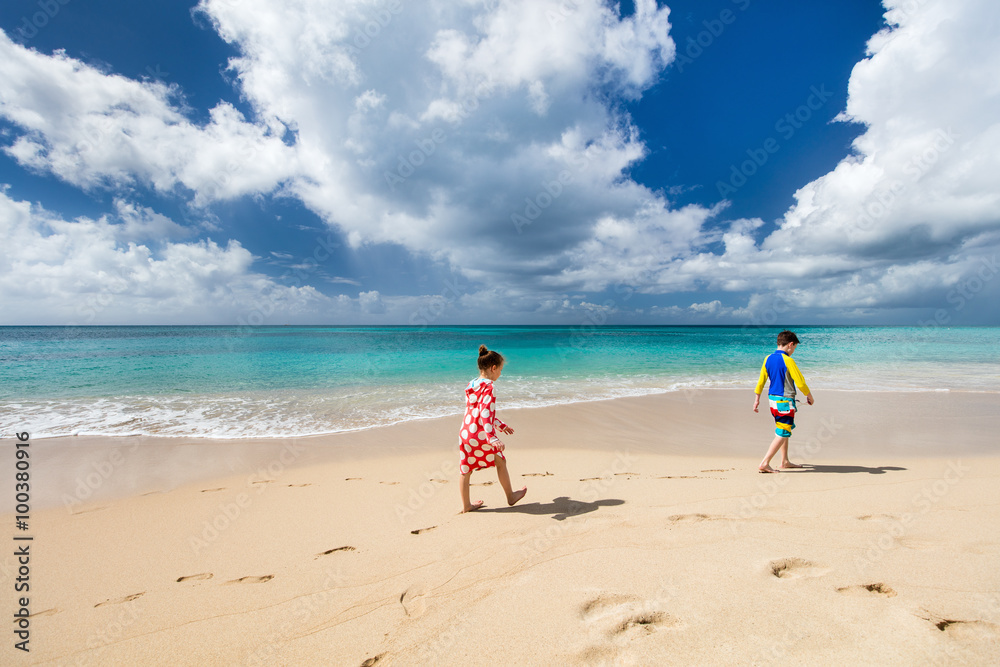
[759, 435, 788, 472]
[494, 457, 527, 506]
[460, 471, 482, 512]
[779, 439, 803, 469]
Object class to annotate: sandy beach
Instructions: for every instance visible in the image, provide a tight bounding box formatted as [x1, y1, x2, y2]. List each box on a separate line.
[2, 389, 999, 665]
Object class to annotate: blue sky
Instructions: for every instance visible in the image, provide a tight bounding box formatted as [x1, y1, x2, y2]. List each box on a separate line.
[1, 0, 998, 325]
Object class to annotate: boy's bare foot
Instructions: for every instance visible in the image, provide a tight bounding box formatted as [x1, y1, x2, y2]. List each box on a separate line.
[781, 462, 804, 469]
[462, 500, 484, 513]
[758, 466, 779, 474]
[508, 486, 527, 506]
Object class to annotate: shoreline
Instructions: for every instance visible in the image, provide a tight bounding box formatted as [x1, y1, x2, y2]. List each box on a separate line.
[7, 384, 1000, 443]
[10, 385, 1000, 441]
[7, 388, 999, 512]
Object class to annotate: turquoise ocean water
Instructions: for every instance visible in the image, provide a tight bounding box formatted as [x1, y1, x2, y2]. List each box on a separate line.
[1, 326, 997, 439]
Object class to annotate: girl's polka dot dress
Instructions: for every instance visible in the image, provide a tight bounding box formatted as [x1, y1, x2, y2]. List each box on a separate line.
[459, 377, 507, 474]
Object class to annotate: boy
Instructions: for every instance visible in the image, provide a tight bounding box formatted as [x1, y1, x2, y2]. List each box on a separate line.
[752, 330, 814, 473]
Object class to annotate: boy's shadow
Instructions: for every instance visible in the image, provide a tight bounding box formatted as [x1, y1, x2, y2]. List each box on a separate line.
[791, 464, 908, 475]
[481, 496, 624, 520]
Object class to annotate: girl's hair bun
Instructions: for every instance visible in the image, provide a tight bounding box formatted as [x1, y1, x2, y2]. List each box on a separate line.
[477, 345, 505, 371]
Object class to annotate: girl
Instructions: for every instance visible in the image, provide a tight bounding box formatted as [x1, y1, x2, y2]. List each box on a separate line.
[459, 345, 527, 512]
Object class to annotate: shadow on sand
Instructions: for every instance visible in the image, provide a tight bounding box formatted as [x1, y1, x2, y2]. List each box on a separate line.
[789, 464, 908, 475]
[479, 496, 625, 520]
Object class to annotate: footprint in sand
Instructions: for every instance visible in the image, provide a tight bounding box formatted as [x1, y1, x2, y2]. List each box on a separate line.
[400, 586, 429, 617]
[225, 575, 274, 584]
[345, 477, 363, 481]
[769, 558, 830, 579]
[701, 468, 733, 473]
[857, 513, 899, 521]
[919, 611, 1000, 640]
[668, 513, 723, 523]
[836, 582, 896, 597]
[580, 593, 679, 641]
[94, 592, 145, 607]
[429, 478, 448, 484]
[611, 611, 675, 637]
[316, 546, 356, 558]
[287, 483, 311, 487]
[29, 608, 59, 617]
[177, 573, 214, 583]
[471, 481, 494, 486]
[522, 472, 553, 477]
[380, 481, 399, 485]
[657, 475, 701, 479]
[581, 594, 636, 620]
[201, 488, 226, 493]
[410, 526, 437, 535]
[251, 480, 274, 485]
[360, 654, 385, 667]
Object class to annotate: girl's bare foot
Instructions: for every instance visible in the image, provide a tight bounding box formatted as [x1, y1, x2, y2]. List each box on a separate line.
[508, 486, 527, 506]
[462, 500, 484, 513]
[758, 466, 779, 473]
[781, 462, 804, 469]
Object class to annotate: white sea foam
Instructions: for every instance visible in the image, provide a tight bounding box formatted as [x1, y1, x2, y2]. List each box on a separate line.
[0, 376, 707, 439]
[3, 368, 988, 441]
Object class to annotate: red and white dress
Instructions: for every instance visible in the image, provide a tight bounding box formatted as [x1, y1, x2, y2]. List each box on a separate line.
[459, 378, 507, 474]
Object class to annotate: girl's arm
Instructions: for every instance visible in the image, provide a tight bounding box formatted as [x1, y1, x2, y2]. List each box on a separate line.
[482, 383, 509, 439]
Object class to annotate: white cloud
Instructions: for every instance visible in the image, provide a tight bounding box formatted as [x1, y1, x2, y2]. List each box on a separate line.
[0, 31, 300, 204]
[358, 289, 386, 314]
[667, 0, 1000, 321]
[111, 200, 192, 244]
[688, 300, 725, 315]
[1, 0, 705, 317]
[327, 276, 362, 287]
[193, 0, 689, 292]
[2, 0, 997, 324]
[0, 191, 334, 325]
[0, 190, 555, 325]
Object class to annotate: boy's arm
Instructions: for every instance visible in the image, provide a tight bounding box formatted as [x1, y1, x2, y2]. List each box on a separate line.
[784, 356, 813, 403]
[753, 361, 768, 411]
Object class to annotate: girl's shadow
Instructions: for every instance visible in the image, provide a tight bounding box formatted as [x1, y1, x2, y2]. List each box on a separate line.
[481, 496, 624, 520]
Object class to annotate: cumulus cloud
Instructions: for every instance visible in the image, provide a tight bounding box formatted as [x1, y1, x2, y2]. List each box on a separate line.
[678, 0, 1000, 321]
[2, 0, 998, 325]
[0, 190, 333, 325]
[1, 0, 712, 321]
[194, 0, 693, 293]
[0, 30, 300, 204]
[0, 190, 579, 325]
[190, 0, 1000, 323]
[358, 289, 386, 314]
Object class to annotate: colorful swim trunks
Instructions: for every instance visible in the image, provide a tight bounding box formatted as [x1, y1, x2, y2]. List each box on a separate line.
[768, 395, 796, 437]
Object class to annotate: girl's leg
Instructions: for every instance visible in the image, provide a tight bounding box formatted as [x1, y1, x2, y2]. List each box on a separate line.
[461, 471, 482, 512]
[494, 457, 527, 506]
